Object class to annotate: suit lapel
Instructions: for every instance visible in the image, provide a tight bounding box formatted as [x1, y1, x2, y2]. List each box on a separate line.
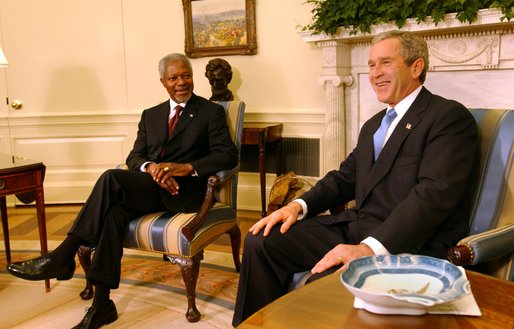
[362, 87, 432, 200]
[153, 102, 171, 143]
[168, 94, 199, 141]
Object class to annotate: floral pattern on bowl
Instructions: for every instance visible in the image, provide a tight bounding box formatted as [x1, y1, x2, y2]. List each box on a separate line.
[340, 254, 471, 315]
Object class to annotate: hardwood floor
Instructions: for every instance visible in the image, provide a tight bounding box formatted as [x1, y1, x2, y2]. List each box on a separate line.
[0, 204, 261, 253]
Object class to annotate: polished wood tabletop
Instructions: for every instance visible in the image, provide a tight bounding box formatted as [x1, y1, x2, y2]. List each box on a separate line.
[238, 270, 514, 329]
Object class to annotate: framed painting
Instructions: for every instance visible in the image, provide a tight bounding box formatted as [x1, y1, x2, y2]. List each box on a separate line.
[182, 0, 257, 58]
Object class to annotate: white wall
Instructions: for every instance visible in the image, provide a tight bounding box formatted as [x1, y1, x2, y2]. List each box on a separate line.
[0, 0, 323, 114]
[0, 0, 326, 208]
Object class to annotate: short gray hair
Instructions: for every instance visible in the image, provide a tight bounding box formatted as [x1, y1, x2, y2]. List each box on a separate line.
[158, 53, 193, 78]
[372, 30, 429, 83]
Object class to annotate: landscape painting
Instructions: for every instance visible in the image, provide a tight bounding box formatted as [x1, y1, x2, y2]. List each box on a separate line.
[183, 0, 257, 58]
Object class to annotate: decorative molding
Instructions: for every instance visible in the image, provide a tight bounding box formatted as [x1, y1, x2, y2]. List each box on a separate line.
[427, 34, 503, 71]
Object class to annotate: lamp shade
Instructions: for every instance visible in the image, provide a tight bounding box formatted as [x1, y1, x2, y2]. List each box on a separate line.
[0, 48, 8, 67]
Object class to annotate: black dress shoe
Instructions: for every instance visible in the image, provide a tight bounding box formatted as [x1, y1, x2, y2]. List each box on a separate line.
[72, 300, 118, 329]
[6, 254, 75, 281]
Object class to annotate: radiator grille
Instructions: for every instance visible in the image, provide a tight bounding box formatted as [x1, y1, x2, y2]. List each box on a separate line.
[240, 137, 320, 177]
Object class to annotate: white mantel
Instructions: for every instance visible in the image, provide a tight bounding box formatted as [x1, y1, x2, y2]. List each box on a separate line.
[300, 9, 514, 173]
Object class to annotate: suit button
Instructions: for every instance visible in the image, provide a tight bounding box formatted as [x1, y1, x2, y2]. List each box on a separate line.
[358, 212, 365, 219]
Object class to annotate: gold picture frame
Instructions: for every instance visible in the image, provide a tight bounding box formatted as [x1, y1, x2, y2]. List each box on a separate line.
[182, 0, 257, 58]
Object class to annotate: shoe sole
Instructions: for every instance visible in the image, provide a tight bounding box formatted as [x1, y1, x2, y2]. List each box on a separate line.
[56, 272, 74, 280]
[102, 313, 118, 326]
[7, 269, 74, 281]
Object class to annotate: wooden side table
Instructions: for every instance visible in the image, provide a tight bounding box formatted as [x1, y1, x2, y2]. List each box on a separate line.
[242, 123, 283, 217]
[0, 154, 49, 291]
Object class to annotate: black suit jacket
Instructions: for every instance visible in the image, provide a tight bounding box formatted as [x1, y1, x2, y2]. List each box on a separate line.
[301, 87, 478, 258]
[125, 94, 238, 211]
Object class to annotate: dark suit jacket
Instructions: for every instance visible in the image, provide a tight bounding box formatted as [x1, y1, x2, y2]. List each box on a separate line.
[125, 93, 238, 212]
[301, 87, 478, 258]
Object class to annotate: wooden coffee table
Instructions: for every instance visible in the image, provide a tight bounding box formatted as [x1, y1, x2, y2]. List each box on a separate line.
[237, 270, 514, 329]
[0, 153, 49, 291]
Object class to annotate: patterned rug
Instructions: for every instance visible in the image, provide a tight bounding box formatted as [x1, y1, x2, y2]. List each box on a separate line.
[0, 241, 238, 328]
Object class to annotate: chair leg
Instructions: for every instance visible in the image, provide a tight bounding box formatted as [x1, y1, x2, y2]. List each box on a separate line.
[228, 225, 241, 272]
[77, 245, 95, 300]
[166, 252, 203, 323]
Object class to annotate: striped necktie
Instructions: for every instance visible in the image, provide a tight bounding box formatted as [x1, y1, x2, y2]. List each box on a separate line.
[167, 105, 183, 139]
[160, 105, 183, 159]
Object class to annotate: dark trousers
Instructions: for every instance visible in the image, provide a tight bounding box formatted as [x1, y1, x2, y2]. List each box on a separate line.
[232, 217, 353, 327]
[69, 169, 199, 289]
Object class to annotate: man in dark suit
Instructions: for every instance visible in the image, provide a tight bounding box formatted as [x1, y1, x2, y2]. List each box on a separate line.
[7, 53, 238, 329]
[232, 30, 478, 326]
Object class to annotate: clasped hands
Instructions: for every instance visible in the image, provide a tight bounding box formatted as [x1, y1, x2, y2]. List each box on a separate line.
[249, 201, 374, 274]
[146, 162, 193, 195]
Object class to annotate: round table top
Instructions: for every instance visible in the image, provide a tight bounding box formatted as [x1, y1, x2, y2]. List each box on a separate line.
[237, 270, 514, 329]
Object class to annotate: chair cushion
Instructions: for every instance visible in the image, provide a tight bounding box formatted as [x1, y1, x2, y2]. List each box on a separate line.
[123, 202, 236, 257]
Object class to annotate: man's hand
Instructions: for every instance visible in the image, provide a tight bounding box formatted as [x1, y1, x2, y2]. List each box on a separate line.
[150, 163, 193, 177]
[311, 243, 374, 274]
[146, 162, 193, 195]
[249, 201, 303, 236]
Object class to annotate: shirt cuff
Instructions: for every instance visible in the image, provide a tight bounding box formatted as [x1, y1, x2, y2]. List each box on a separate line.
[140, 161, 153, 172]
[361, 237, 390, 255]
[293, 198, 308, 220]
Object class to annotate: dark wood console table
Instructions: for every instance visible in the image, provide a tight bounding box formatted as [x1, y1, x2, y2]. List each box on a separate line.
[242, 123, 283, 217]
[0, 153, 49, 291]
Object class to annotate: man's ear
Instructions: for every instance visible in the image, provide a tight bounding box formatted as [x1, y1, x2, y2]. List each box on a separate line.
[411, 58, 424, 79]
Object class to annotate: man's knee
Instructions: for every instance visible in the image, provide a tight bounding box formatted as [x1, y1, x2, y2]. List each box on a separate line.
[243, 227, 287, 257]
[95, 169, 118, 186]
[242, 232, 265, 254]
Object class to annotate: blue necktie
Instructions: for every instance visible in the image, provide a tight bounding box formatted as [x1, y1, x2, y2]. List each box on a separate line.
[373, 108, 397, 160]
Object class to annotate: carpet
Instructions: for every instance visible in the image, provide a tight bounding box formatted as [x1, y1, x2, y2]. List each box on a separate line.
[0, 240, 238, 329]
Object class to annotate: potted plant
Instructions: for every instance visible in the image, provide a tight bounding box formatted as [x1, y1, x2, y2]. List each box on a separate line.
[304, 0, 514, 35]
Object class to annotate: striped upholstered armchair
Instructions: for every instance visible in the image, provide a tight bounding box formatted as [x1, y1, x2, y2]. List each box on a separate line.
[447, 108, 514, 282]
[290, 108, 514, 290]
[77, 101, 245, 322]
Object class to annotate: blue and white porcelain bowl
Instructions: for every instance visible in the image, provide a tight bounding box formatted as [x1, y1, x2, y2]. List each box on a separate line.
[340, 254, 471, 315]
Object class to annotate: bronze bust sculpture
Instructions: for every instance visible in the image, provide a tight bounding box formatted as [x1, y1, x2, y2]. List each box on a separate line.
[205, 58, 234, 101]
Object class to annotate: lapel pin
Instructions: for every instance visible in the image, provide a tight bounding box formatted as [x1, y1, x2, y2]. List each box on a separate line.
[189, 114, 193, 117]
[406, 123, 412, 130]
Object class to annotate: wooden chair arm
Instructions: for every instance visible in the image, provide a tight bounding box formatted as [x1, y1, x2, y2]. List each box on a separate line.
[181, 175, 220, 241]
[181, 166, 238, 241]
[447, 223, 514, 267]
[447, 245, 474, 266]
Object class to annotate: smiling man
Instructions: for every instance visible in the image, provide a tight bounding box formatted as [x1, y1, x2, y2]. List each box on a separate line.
[232, 30, 479, 326]
[7, 53, 238, 329]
